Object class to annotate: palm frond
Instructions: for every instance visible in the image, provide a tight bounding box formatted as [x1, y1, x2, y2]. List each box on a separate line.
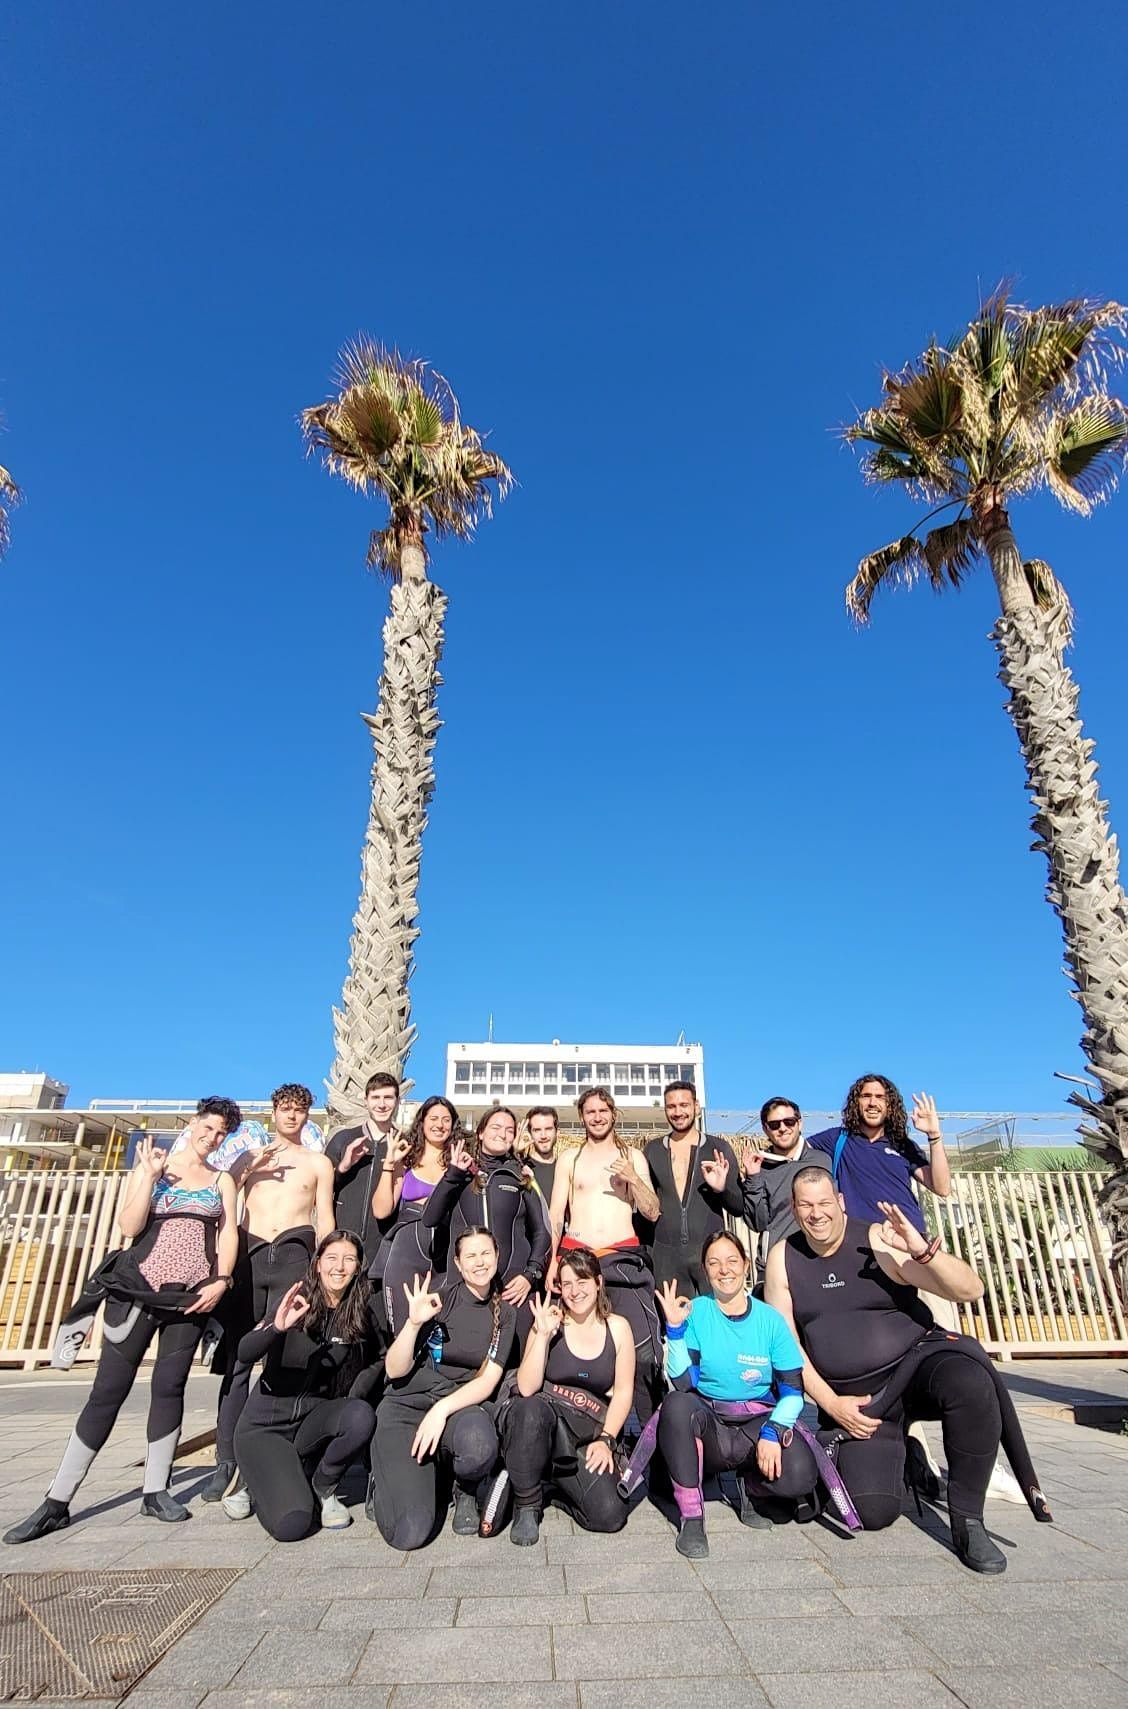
[845, 534, 925, 622]
[0, 462, 21, 559]
[1023, 557, 1074, 647]
[921, 516, 981, 589]
[1047, 394, 1128, 508]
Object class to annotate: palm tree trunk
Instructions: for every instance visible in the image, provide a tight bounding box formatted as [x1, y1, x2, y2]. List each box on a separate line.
[326, 556, 447, 1122]
[985, 511, 1128, 1292]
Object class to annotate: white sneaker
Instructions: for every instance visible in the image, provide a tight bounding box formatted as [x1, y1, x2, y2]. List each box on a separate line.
[222, 1485, 252, 1521]
[985, 1456, 1026, 1504]
[319, 1493, 351, 1530]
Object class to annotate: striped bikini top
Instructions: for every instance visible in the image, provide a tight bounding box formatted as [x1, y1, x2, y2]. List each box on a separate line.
[150, 1175, 223, 1218]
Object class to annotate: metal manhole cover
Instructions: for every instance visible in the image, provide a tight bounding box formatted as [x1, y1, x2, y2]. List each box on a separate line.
[0, 1567, 241, 1701]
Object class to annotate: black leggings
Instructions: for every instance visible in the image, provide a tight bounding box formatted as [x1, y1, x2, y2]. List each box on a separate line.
[832, 1346, 1002, 1530]
[502, 1394, 627, 1532]
[48, 1297, 204, 1501]
[657, 1391, 818, 1515]
[369, 1390, 498, 1551]
[216, 1231, 313, 1460]
[234, 1395, 376, 1543]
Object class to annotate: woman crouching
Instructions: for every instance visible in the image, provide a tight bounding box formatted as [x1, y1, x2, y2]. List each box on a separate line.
[231, 1230, 385, 1540]
[493, 1246, 633, 1545]
[369, 1227, 515, 1550]
[655, 1229, 817, 1559]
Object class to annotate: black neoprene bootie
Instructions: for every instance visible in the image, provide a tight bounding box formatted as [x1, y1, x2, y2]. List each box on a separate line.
[3, 1498, 70, 1545]
[510, 1506, 541, 1547]
[950, 1512, 1006, 1574]
[905, 1435, 942, 1503]
[675, 1517, 709, 1559]
[452, 1488, 479, 1535]
[140, 1491, 191, 1523]
[365, 1473, 378, 1523]
[200, 1460, 235, 1503]
[735, 1481, 772, 1529]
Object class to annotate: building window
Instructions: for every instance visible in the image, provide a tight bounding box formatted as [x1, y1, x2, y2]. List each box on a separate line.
[595, 1063, 610, 1080]
[455, 1065, 470, 1085]
[614, 1084, 629, 1097]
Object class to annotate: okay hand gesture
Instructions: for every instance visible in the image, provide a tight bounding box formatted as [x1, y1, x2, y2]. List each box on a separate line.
[700, 1149, 730, 1192]
[273, 1281, 310, 1333]
[404, 1271, 443, 1327]
[136, 1135, 167, 1183]
[657, 1277, 691, 1329]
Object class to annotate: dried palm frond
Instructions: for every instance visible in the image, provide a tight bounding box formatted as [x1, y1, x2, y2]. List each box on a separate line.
[0, 463, 21, 559]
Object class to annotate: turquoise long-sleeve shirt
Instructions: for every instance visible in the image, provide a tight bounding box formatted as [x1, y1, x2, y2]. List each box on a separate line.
[666, 1294, 804, 1430]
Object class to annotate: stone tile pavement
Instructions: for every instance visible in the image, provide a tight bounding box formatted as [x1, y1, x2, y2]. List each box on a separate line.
[2, 1361, 1128, 1707]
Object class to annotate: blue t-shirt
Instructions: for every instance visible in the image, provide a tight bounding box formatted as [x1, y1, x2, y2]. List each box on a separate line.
[666, 1294, 804, 1415]
[809, 1126, 929, 1235]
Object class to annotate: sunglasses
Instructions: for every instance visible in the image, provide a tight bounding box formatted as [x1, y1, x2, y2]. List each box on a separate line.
[764, 1116, 800, 1132]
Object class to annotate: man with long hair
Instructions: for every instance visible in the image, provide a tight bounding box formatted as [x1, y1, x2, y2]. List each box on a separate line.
[809, 1074, 950, 1236]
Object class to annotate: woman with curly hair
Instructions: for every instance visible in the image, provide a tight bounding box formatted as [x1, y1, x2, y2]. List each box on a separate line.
[371, 1096, 462, 1333]
[423, 1108, 551, 1340]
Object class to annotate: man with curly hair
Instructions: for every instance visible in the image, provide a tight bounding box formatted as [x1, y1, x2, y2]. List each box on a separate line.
[808, 1074, 950, 1237]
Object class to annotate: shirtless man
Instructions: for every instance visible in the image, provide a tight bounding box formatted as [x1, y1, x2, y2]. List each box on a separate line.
[204, 1083, 334, 1503]
[548, 1087, 661, 1422]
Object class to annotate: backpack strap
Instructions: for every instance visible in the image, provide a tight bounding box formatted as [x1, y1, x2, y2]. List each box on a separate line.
[831, 1129, 848, 1182]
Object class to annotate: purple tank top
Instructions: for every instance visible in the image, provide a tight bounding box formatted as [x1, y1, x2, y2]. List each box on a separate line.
[400, 1168, 434, 1205]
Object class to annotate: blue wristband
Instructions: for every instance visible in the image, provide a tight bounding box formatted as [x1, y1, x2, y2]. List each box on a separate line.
[665, 1323, 688, 1340]
[759, 1423, 780, 1444]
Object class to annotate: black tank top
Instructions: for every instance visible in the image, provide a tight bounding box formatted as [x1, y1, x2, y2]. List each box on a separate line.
[784, 1217, 933, 1388]
[544, 1322, 616, 1399]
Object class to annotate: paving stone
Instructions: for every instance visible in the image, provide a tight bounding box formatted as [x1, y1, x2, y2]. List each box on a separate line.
[833, 1583, 975, 1616]
[426, 1562, 566, 1597]
[934, 1666, 1123, 1706]
[692, 1557, 834, 1592]
[354, 1625, 552, 1684]
[580, 1683, 769, 1709]
[390, 1690, 576, 1709]
[707, 1585, 853, 1620]
[755, 1671, 962, 1708]
[457, 1593, 588, 1625]
[552, 1619, 747, 1679]
[727, 1616, 937, 1673]
[320, 1597, 458, 1628]
[229, 1630, 367, 1688]
[812, 1551, 977, 1587]
[125, 1692, 210, 1709]
[141, 1626, 264, 1689]
[905, 1611, 1128, 1668]
[562, 1557, 699, 1594]
[197, 1593, 330, 1629]
[200, 1692, 391, 1709]
[583, 1590, 716, 1623]
[244, 1564, 432, 1598]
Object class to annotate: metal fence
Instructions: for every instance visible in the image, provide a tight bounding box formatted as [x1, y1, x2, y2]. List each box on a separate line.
[1, 1166, 1126, 1368]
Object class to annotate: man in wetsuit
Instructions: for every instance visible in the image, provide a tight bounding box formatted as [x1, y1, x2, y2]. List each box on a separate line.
[547, 1087, 661, 1423]
[765, 1165, 1050, 1574]
[523, 1106, 560, 1202]
[643, 1081, 745, 1293]
[203, 1083, 335, 1503]
[324, 1072, 401, 1265]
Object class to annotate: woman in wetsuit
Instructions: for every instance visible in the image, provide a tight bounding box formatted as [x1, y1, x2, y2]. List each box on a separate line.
[368, 1227, 515, 1550]
[491, 1246, 633, 1545]
[371, 1096, 460, 1333]
[229, 1230, 386, 1540]
[424, 1108, 551, 1339]
[4, 1109, 241, 1543]
[649, 1229, 816, 1559]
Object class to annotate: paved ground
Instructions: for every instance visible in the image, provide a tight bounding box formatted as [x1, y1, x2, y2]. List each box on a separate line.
[2, 1361, 1128, 1708]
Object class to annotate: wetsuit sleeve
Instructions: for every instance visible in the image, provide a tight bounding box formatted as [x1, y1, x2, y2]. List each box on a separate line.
[325, 1130, 346, 1167]
[422, 1165, 473, 1230]
[236, 1319, 283, 1364]
[665, 1299, 702, 1388]
[491, 1305, 516, 1371]
[521, 1183, 551, 1282]
[763, 1368, 804, 1435]
[741, 1171, 771, 1231]
[697, 1137, 744, 1215]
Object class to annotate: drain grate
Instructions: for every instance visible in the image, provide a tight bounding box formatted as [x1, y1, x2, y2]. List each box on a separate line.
[0, 1567, 241, 1701]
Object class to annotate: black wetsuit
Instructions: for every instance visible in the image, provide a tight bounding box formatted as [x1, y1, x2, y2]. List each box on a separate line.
[785, 1219, 1004, 1528]
[369, 1282, 517, 1551]
[375, 1173, 447, 1336]
[643, 1132, 746, 1293]
[500, 1322, 627, 1533]
[324, 1125, 389, 1265]
[233, 1297, 386, 1541]
[216, 1225, 317, 1463]
[528, 1156, 557, 1203]
[423, 1157, 551, 1323]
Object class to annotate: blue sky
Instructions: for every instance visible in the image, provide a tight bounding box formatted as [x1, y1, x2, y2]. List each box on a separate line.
[3, 1, 1127, 1118]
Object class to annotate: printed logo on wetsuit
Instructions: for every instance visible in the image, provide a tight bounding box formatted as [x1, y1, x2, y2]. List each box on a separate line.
[498, 1183, 519, 1194]
[821, 1271, 846, 1290]
[738, 1363, 765, 1385]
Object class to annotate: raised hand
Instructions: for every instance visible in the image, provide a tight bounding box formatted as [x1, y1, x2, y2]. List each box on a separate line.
[449, 1137, 474, 1173]
[273, 1281, 310, 1333]
[387, 1135, 411, 1170]
[741, 1144, 763, 1178]
[657, 1277, 691, 1329]
[911, 1092, 941, 1143]
[876, 1200, 929, 1261]
[529, 1293, 563, 1339]
[608, 1156, 637, 1203]
[137, 1135, 168, 1182]
[339, 1134, 371, 1173]
[700, 1149, 730, 1192]
[404, 1271, 443, 1327]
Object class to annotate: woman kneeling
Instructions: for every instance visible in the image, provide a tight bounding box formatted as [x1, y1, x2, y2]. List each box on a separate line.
[370, 1228, 515, 1550]
[233, 1231, 384, 1541]
[657, 1230, 816, 1559]
[496, 1247, 633, 1545]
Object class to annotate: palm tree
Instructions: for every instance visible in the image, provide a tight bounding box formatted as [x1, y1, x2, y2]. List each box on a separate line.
[302, 341, 512, 1122]
[0, 462, 20, 558]
[843, 290, 1128, 1288]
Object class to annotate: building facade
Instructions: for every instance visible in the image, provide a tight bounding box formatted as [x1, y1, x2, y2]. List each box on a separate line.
[444, 1039, 705, 1131]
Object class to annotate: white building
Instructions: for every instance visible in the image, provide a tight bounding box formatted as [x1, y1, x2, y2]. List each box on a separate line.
[444, 1040, 705, 1130]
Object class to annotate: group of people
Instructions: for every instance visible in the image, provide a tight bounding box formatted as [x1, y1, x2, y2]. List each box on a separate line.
[3, 1072, 1052, 1574]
